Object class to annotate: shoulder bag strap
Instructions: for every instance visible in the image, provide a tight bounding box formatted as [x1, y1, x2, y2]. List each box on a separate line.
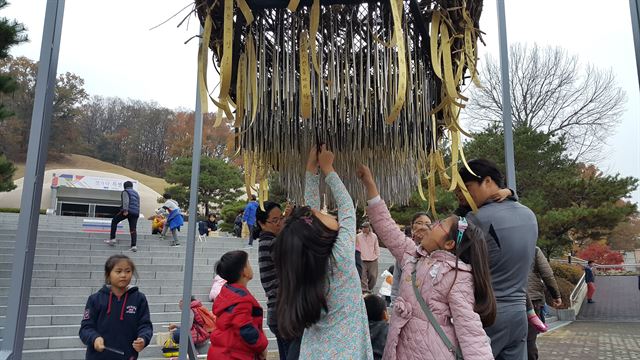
[412, 269, 464, 359]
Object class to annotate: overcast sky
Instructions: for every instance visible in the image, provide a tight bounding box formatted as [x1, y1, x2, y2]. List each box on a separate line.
[4, 0, 639, 203]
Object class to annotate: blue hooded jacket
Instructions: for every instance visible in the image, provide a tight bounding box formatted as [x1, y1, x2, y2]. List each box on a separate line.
[167, 208, 184, 231]
[79, 285, 153, 360]
[243, 201, 259, 226]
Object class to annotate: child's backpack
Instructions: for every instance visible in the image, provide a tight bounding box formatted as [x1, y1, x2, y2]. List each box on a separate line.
[194, 306, 217, 333]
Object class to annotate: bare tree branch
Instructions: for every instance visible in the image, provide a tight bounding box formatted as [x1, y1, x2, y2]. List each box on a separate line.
[465, 43, 627, 160]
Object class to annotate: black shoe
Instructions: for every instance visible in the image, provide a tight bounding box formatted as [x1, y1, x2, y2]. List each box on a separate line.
[587, 299, 595, 303]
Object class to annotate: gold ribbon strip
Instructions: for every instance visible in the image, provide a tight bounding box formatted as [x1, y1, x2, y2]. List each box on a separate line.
[385, 0, 407, 124]
[299, 31, 312, 119]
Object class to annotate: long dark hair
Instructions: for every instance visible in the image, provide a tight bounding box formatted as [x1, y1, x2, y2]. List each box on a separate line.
[447, 217, 497, 327]
[252, 201, 282, 239]
[273, 206, 338, 339]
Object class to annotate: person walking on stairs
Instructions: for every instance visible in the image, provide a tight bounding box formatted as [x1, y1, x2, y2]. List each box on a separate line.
[106, 181, 140, 252]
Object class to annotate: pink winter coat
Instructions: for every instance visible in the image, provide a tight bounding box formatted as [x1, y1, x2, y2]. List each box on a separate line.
[367, 199, 493, 360]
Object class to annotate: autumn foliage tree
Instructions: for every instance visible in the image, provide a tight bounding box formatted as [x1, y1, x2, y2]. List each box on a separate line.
[166, 111, 233, 161]
[576, 243, 624, 265]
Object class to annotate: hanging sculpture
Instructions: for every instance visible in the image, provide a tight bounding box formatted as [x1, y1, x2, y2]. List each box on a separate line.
[192, 0, 483, 215]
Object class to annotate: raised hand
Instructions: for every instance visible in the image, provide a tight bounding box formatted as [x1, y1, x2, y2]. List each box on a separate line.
[317, 144, 335, 175]
[489, 188, 512, 203]
[356, 164, 379, 199]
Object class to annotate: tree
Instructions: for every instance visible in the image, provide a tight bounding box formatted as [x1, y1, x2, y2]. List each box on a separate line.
[164, 156, 244, 216]
[0, 1, 26, 192]
[166, 111, 232, 161]
[0, 0, 27, 120]
[0, 153, 15, 191]
[0, 56, 88, 159]
[466, 43, 626, 161]
[77, 96, 175, 176]
[463, 125, 638, 257]
[576, 243, 624, 265]
[608, 216, 640, 251]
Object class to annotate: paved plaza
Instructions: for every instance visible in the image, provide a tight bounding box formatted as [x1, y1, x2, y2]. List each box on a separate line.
[538, 276, 640, 359]
[538, 321, 640, 360]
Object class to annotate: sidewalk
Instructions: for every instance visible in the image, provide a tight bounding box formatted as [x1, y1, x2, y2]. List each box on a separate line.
[537, 321, 640, 359]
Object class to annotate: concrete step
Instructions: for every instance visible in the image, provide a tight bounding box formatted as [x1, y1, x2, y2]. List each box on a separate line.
[0, 269, 219, 281]
[0, 293, 223, 306]
[1, 321, 276, 339]
[0, 277, 216, 288]
[19, 341, 279, 360]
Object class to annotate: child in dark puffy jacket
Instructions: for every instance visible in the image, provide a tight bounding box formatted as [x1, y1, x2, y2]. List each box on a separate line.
[208, 250, 268, 360]
[364, 294, 389, 360]
[79, 255, 153, 360]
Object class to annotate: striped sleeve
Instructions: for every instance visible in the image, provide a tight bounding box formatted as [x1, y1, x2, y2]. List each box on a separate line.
[258, 235, 278, 307]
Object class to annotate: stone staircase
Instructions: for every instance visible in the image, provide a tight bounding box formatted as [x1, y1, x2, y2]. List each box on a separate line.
[0, 214, 394, 359]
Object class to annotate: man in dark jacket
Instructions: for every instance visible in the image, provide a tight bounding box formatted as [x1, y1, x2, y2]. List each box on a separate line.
[527, 246, 562, 360]
[79, 285, 153, 359]
[107, 181, 141, 252]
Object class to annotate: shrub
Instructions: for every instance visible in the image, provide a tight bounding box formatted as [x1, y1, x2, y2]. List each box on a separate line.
[550, 262, 583, 285]
[221, 201, 247, 225]
[576, 242, 624, 265]
[545, 277, 574, 309]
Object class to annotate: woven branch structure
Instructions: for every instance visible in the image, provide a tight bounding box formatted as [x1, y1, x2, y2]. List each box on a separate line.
[193, 0, 483, 213]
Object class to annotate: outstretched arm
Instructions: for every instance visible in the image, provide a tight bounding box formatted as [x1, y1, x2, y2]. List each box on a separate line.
[319, 146, 356, 256]
[357, 165, 415, 261]
[304, 146, 321, 210]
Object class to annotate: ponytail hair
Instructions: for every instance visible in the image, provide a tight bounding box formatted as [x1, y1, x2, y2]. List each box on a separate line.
[447, 217, 497, 327]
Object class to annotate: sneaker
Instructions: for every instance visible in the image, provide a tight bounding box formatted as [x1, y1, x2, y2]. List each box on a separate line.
[527, 314, 548, 333]
[170, 243, 181, 247]
[104, 239, 116, 246]
[129, 246, 137, 252]
[587, 299, 595, 303]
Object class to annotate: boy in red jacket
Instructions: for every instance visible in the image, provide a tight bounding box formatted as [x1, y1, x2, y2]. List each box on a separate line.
[208, 250, 268, 360]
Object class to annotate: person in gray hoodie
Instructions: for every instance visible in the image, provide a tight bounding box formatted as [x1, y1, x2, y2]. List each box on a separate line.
[459, 159, 538, 360]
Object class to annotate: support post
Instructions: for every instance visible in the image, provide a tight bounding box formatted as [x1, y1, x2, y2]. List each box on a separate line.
[631, 0, 640, 89]
[496, 0, 517, 191]
[0, 1, 65, 359]
[178, 27, 205, 360]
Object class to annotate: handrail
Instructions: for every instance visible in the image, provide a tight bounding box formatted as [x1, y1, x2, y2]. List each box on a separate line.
[569, 272, 586, 307]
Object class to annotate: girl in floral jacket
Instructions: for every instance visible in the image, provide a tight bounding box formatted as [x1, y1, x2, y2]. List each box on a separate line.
[357, 165, 496, 360]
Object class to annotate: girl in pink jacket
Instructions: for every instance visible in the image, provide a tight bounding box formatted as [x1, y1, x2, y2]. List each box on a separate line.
[357, 165, 496, 360]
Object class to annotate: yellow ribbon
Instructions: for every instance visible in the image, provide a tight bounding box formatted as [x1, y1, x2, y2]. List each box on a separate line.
[299, 31, 312, 119]
[215, 0, 235, 121]
[385, 0, 407, 124]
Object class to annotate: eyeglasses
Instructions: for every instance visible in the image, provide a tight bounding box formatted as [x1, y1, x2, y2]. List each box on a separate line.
[266, 216, 285, 224]
[427, 220, 450, 237]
